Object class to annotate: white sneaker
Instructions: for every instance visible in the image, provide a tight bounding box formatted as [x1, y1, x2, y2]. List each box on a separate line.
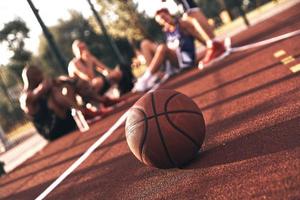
[132, 74, 159, 92]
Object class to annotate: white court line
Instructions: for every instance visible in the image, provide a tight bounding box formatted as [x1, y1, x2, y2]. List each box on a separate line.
[230, 29, 300, 53]
[290, 64, 300, 73]
[36, 28, 300, 200]
[35, 111, 129, 200]
[35, 83, 166, 200]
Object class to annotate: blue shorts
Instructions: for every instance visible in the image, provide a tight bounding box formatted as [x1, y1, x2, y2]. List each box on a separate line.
[176, 49, 195, 69]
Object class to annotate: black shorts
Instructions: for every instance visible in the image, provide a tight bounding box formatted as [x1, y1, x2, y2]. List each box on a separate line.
[96, 64, 133, 95]
[96, 72, 111, 95]
[33, 109, 76, 141]
[117, 64, 134, 95]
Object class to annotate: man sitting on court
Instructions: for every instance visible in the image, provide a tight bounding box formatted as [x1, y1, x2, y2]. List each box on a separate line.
[134, 8, 220, 92]
[19, 64, 119, 140]
[68, 40, 133, 98]
[164, 0, 227, 68]
[19, 65, 78, 140]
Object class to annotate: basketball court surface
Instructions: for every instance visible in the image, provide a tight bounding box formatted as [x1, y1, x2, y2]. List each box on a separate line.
[1, 3, 300, 200]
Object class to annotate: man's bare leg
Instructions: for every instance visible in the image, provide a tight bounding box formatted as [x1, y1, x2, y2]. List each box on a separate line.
[185, 9, 215, 40]
[133, 41, 179, 92]
[148, 44, 179, 74]
[140, 39, 159, 65]
[91, 77, 105, 94]
[107, 68, 122, 84]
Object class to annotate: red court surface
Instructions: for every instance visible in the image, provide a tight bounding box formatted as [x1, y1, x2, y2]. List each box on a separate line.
[1, 4, 300, 200]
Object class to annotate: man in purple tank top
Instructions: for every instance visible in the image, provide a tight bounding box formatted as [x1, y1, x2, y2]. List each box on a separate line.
[133, 4, 228, 92]
[162, 0, 227, 69]
[133, 8, 209, 92]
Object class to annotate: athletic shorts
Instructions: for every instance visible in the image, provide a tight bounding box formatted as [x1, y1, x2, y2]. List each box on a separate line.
[33, 110, 76, 141]
[117, 63, 134, 95]
[175, 49, 195, 69]
[95, 72, 111, 95]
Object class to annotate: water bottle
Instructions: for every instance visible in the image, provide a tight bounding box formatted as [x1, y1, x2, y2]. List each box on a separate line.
[71, 108, 90, 132]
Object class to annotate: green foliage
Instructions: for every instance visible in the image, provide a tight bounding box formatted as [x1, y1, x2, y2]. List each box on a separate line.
[94, 0, 145, 41]
[37, 10, 138, 68]
[194, 0, 274, 26]
[0, 18, 32, 77]
[139, 17, 164, 43]
[0, 67, 25, 132]
[193, 0, 223, 25]
[93, 0, 163, 42]
[0, 18, 30, 132]
[37, 11, 98, 75]
[0, 20, 30, 132]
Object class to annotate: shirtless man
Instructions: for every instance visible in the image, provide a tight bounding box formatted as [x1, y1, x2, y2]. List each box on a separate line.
[68, 40, 133, 96]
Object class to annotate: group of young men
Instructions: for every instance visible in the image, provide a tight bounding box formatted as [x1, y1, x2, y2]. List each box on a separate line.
[19, 0, 228, 140]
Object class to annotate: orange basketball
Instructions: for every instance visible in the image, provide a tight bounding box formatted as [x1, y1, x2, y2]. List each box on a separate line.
[125, 89, 205, 169]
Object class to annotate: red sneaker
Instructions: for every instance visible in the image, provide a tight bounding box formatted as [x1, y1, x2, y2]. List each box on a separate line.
[82, 108, 103, 120]
[198, 41, 226, 69]
[100, 96, 122, 107]
[82, 105, 114, 120]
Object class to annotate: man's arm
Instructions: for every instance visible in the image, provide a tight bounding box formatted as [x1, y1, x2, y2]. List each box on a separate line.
[68, 59, 93, 81]
[89, 54, 112, 75]
[19, 79, 52, 115]
[33, 78, 52, 97]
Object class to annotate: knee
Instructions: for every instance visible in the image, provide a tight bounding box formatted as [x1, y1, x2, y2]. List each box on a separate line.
[156, 44, 167, 54]
[110, 68, 122, 82]
[140, 39, 153, 51]
[92, 77, 104, 90]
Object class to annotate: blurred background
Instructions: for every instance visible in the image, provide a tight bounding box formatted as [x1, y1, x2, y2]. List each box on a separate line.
[0, 0, 290, 155]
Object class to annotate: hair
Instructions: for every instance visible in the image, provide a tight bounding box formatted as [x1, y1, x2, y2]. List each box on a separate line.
[22, 64, 43, 91]
[155, 8, 170, 16]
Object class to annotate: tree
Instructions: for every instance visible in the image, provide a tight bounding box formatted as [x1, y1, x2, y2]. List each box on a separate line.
[38, 11, 100, 74]
[37, 11, 134, 70]
[93, 0, 145, 41]
[90, 0, 164, 61]
[0, 18, 32, 76]
[0, 67, 25, 132]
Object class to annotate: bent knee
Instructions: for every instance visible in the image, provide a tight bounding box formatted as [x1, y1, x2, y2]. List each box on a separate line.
[140, 39, 155, 50]
[91, 77, 104, 91]
[92, 77, 104, 85]
[156, 44, 167, 53]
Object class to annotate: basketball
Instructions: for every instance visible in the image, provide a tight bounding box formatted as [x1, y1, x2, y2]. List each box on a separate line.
[125, 89, 206, 169]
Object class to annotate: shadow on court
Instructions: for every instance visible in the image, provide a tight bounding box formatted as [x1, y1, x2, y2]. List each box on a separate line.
[4, 153, 139, 200]
[0, 131, 126, 188]
[190, 116, 300, 169]
[189, 60, 283, 99]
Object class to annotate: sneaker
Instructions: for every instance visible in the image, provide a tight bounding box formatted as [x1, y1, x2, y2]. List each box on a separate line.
[82, 105, 114, 120]
[132, 74, 159, 92]
[198, 40, 227, 70]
